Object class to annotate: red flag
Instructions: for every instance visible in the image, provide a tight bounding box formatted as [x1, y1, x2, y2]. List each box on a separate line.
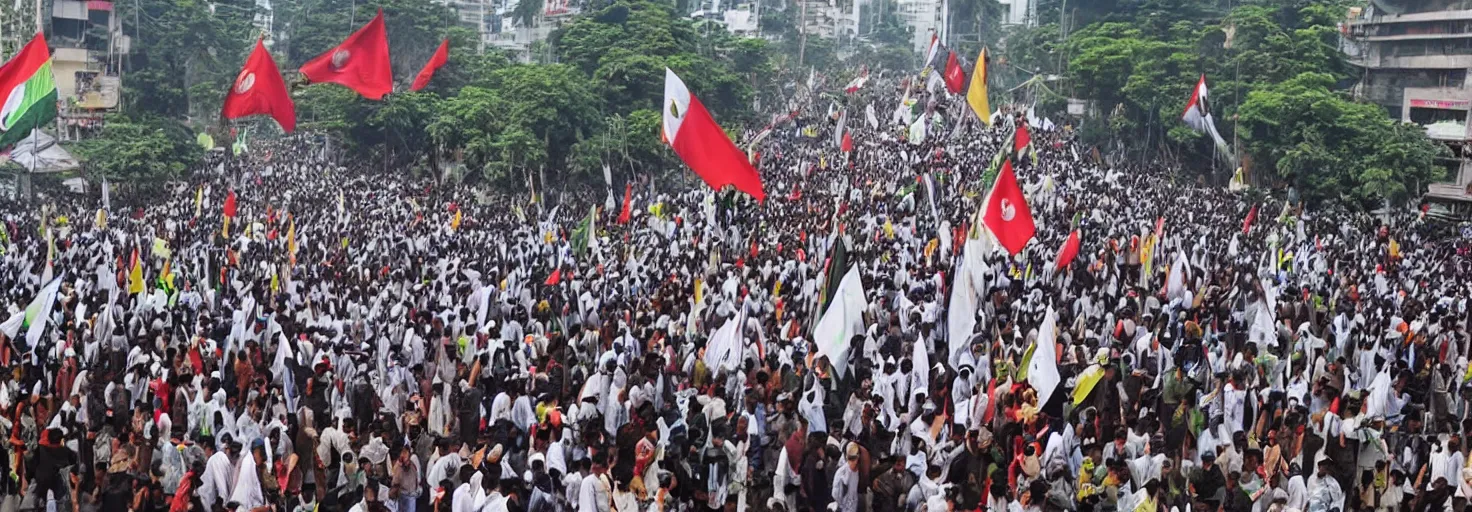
[223, 190, 238, 218]
[1242, 204, 1258, 234]
[410, 38, 449, 91]
[617, 183, 633, 224]
[922, 33, 941, 70]
[943, 51, 966, 94]
[1053, 230, 1081, 271]
[544, 268, 562, 286]
[299, 9, 393, 100]
[841, 131, 853, 153]
[1014, 122, 1032, 154]
[981, 161, 1035, 255]
[222, 39, 296, 132]
[663, 69, 765, 201]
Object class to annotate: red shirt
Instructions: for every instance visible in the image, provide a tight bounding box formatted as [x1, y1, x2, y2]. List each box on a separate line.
[170, 471, 195, 512]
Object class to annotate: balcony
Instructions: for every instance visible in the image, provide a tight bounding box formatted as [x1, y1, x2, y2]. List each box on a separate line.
[1350, 9, 1472, 26]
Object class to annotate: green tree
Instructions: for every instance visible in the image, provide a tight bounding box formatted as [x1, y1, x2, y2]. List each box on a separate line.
[74, 114, 203, 182]
[552, 0, 758, 121]
[571, 109, 679, 179]
[118, 0, 258, 119]
[276, 0, 460, 78]
[426, 64, 600, 181]
[1237, 72, 1447, 206]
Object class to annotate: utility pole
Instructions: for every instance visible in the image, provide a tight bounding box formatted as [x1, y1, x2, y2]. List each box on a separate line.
[940, 0, 948, 46]
[798, 0, 807, 67]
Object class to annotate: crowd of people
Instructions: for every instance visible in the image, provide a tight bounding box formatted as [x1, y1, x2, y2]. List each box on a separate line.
[0, 72, 1470, 512]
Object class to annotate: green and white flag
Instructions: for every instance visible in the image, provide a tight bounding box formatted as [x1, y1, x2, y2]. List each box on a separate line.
[4, 276, 64, 347]
[0, 34, 58, 149]
[571, 206, 597, 257]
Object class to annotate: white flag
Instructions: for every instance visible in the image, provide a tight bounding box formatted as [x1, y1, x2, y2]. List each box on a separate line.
[24, 276, 64, 347]
[1028, 308, 1062, 405]
[813, 265, 867, 378]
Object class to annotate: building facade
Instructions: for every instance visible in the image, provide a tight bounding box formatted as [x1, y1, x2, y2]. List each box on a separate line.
[50, 0, 127, 140]
[1346, 2, 1472, 213]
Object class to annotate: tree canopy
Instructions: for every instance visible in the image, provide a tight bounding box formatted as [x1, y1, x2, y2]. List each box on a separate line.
[998, 0, 1446, 206]
[70, 0, 1447, 208]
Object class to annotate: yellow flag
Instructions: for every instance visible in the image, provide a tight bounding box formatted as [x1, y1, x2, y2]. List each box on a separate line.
[966, 48, 991, 124]
[95, 209, 107, 230]
[1389, 238, 1401, 259]
[159, 259, 175, 292]
[270, 270, 280, 295]
[194, 186, 203, 218]
[694, 278, 705, 305]
[286, 216, 297, 257]
[222, 216, 231, 239]
[451, 209, 463, 231]
[152, 237, 171, 259]
[128, 249, 145, 294]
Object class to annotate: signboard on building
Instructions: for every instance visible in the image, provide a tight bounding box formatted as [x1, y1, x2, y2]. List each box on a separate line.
[1411, 99, 1472, 110]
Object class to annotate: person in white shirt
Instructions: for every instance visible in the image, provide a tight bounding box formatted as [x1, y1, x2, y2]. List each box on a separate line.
[198, 436, 236, 512]
[578, 453, 611, 512]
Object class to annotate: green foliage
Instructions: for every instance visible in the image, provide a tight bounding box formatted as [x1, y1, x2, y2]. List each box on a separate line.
[118, 0, 259, 119]
[275, 0, 459, 77]
[989, 0, 1442, 206]
[570, 110, 679, 180]
[1237, 73, 1448, 207]
[425, 64, 601, 181]
[73, 115, 203, 182]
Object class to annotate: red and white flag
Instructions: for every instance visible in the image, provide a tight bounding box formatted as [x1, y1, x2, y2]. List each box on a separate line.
[1182, 74, 1234, 162]
[410, 38, 449, 91]
[222, 39, 296, 132]
[1014, 121, 1032, 154]
[922, 32, 941, 71]
[943, 51, 966, 94]
[1053, 230, 1081, 272]
[1182, 74, 1214, 132]
[981, 160, 1035, 255]
[663, 68, 765, 201]
[300, 9, 393, 100]
[843, 66, 869, 94]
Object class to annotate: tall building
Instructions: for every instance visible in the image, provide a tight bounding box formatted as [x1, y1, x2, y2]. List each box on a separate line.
[895, 0, 939, 53]
[49, 0, 127, 140]
[434, 0, 569, 61]
[255, 0, 274, 43]
[1345, 2, 1472, 214]
[795, 0, 859, 40]
[996, 0, 1034, 26]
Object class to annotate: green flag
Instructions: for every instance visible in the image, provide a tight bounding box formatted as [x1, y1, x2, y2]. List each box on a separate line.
[571, 206, 597, 257]
[0, 34, 58, 149]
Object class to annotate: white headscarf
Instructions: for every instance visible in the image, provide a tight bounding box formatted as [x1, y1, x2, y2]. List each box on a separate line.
[231, 451, 265, 510]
